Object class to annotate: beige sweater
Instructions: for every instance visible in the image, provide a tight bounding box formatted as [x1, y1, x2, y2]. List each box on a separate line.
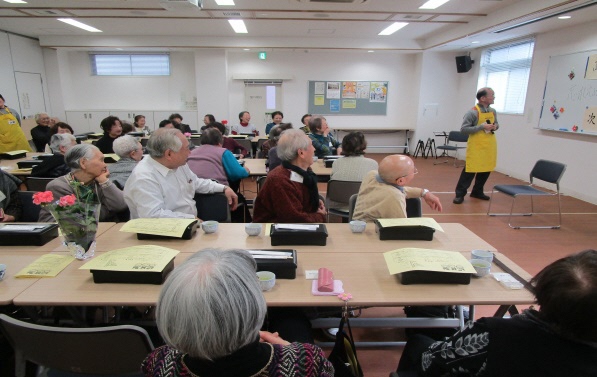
[353, 171, 423, 222]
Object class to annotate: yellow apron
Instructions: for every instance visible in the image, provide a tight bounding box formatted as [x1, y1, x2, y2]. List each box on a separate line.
[0, 107, 32, 153]
[465, 105, 496, 173]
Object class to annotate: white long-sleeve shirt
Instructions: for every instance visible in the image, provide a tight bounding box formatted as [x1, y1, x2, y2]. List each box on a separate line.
[124, 156, 225, 219]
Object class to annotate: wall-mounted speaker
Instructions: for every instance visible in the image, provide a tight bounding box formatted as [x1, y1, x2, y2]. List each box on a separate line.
[455, 56, 473, 73]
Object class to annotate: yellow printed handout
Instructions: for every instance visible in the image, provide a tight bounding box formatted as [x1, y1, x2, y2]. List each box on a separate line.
[15, 254, 75, 278]
[79, 245, 179, 272]
[383, 248, 476, 275]
[120, 218, 196, 238]
[376, 217, 444, 232]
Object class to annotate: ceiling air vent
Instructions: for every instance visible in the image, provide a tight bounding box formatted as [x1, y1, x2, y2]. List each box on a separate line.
[159, 0, 203, 11]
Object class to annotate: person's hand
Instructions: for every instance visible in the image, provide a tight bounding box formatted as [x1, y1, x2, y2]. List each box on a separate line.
[95, 170, 110, 185]
[317, 199, 327, 216]
[259, 331, 290, 346]
[424, 193, 443, 212]
[483, 122, 496, 132]
[1, 214, 15, 222]
[224, 187, 239, 211]
[244, 167, 251, 175]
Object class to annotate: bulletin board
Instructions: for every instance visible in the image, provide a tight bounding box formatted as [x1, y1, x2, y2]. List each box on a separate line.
[539, 49, 597, 136]
[307, 80, 388, 115]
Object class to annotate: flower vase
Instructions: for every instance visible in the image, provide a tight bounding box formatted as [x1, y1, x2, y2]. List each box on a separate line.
[49, 202, 101, 260]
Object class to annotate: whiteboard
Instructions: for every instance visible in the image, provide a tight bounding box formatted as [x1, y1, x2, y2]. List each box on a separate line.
[539, 49, 597, 136]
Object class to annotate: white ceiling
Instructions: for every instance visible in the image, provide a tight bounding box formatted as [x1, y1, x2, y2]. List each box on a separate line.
[0, 0, 595, 52]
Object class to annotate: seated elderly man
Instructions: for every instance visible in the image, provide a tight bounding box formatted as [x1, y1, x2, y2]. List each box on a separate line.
[353, 154, 442, 222]
[124, 128, 238, 219]
[109, 135, 143, 189]
[38, 144, 128, 222]
[253, 129, 327, 223]
[31, 133, 77, 178]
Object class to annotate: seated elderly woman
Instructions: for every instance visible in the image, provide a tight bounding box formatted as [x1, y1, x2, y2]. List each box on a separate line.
[31, 133, 77, 178]
[0, 170, 22, 222]
[211, 122, 249, 158]
[261, 122, 292, 159]
[109, 135, 144, 189]
[253, 129, 327, 223]
[187, 127, 250, 190]
[308, 116, 342, 158]
[38, 144, 128, 222]
[396, 249, 597, 376]
[330, 131, 378, 182]
[142, 248, 334, 376]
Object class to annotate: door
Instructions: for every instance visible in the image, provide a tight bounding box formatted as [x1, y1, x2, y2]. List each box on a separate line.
[14, 72, 46, 119]
[244, 83, 282, 136]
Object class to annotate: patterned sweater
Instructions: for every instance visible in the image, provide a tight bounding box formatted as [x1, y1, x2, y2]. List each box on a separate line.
[142, 342, 334, 377]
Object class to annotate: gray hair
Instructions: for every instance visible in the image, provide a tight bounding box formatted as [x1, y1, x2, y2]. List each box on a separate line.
[65, 144, 98, 171]
[146, 128, 182, 158]
[277, 129, 311, 162]
[34, 112, 49, 123]
[200, 127, 223, 146]
[156, 248, 266, 360]
[49, 133, 76, 154]
[113, 135, 140, 158]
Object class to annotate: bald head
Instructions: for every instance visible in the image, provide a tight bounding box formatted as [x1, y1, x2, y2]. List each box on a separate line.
[379, 154, 415, 185]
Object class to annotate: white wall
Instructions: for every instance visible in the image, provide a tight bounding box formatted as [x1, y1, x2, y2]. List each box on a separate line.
[59, 51, 197, 111]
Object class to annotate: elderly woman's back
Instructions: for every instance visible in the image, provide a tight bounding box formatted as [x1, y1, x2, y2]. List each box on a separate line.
[142, 248, 334, 377]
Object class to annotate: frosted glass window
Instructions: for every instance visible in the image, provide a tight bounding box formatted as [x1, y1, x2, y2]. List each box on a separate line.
[477, 39, 534, 114]
[266, 86, 276, 109]
[91, 54, 170, 76]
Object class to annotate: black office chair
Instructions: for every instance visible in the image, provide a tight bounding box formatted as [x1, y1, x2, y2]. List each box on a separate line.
[235, 139, 253, 158]
[25, 177, 54, 192]
[17, 191, 41, 222]
[0, 314, 154, 376]
[487, 159, 567, 229]
[325, 180, 362, 222]
[434, 131, 468, 167]
[194, 193, 231, 222]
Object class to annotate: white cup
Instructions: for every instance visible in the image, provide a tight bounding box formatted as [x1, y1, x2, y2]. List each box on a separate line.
[257, 271, 276, 291]
[245, 223, 262, 236]
[470, 259, 491, 277]
[471, 250, 493, 263]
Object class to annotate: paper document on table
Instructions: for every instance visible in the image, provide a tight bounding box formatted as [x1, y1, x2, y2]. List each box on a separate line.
[79, 245, 179, 272]
[103, 153, 120, 162]
[249, 250, 294, 259]
[265, 223, 272, 236]
[377, 217, 444, 232]
[120, 218, 196, 237]
[0, 224, 48, 231]
[383, 248, 475, 275]
[4, 150, 28, 156]
[15, 254, 75, 278]
[275, 224, 319, 231]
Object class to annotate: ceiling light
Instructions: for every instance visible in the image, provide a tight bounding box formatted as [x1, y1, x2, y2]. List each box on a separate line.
[58, 18, 102, 32]
[378, 22, 408, 36]
[215, 0, 235, 5]
[419, 0, 450, 10]
[558, 16, 571, 19]
[4, 0, 27, 3]
[494, 1, 595, 33]
[243, 48, 250, 51]
[368, 50, 374, 53]
[471, 41, 480, 44]
[228, 19, 247, 33]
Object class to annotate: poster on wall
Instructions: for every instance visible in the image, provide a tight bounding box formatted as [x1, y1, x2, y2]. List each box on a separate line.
[315, 82, 325, 94]
[370, 82, 388, 102]
[314, 95, 325, 106]
[330, 100, 340, 112]
[357, 82, 370, 99]
[586, 54, 597, 80]
[327, 82, 340, 99]
[342, 81, 356, 98]
[343, 100, 356, 109]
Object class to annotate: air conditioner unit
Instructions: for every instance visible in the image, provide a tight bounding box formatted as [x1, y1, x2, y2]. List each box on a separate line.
[159, 0, 202, 11]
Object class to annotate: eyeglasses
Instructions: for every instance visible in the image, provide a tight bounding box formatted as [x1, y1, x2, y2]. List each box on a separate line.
[398, 167, 418, 179]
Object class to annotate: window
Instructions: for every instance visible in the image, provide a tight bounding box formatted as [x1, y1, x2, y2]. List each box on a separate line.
[90, 54, 170, 76]
[477, 38, 535, 114]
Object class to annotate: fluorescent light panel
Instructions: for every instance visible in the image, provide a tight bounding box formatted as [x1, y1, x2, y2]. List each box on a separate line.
[58, 18, 102, 32]
[378, 22, 408, 36]
[228, 19, 247, 33]
[4, 0, 27, 3]
[215, 0, 235, 5]
[419, 0, 450, 10]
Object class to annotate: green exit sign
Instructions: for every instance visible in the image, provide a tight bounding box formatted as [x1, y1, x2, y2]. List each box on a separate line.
[258, 51, 267, 60]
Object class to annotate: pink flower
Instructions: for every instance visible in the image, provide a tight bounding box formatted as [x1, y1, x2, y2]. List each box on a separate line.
[32, 191, 54, 205]
[184, 132, 192, 137]
[338, 293, 352, 302]
[58, 194, 77, 207]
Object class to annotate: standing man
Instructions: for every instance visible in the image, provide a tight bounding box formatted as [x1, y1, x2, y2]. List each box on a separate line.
[0, 94, 32, 153]
[453, 87, 499, 204]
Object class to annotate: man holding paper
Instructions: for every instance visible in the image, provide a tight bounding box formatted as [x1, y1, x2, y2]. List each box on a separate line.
[353, 154, 442, 222]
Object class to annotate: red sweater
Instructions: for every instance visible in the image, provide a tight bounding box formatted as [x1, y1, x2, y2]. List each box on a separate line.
[253, 166, 326, 223]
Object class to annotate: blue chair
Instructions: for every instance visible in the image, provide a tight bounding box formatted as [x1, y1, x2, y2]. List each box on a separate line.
[434, 131, 468, 167]
[487, 159, 567, 229]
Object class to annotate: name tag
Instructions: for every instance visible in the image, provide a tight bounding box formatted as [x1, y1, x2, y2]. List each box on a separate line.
[290, 171, 304, 183]
[7, 120, 16, 125]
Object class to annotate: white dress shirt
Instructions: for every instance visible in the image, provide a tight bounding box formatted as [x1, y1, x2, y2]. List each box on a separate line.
[124, 156, 225, 219]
